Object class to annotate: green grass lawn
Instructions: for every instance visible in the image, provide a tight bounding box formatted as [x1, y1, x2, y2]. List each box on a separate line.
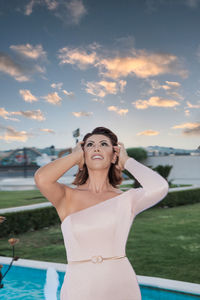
[0, 202, 199, 284]
[0, 190, 47, 209]
[0, 182, 192, 209]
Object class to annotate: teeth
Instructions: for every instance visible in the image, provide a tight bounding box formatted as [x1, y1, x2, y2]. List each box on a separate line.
[92, 156, 103, 159]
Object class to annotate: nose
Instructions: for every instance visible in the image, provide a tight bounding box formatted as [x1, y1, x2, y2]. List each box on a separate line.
[93, 145, 100, 151]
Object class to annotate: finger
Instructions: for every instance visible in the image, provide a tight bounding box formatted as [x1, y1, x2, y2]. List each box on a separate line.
[113, 146, 119, 153]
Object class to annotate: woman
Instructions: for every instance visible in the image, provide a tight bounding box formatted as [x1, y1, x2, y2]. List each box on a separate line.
[34, 126, 169, 300]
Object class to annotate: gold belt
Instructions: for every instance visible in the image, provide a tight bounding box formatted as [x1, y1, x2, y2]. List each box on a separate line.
[68, 255, 127, 264]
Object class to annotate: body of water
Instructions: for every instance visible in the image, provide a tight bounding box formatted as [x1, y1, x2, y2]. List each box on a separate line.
[1, 264, 199, 300]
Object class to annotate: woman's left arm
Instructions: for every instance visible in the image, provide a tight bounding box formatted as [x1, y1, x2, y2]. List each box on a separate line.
[114, 142, 169, 217]
[123, 157, 169, 217]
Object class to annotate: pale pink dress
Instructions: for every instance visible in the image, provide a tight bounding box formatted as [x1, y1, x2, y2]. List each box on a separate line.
[60, 157, 169, 300]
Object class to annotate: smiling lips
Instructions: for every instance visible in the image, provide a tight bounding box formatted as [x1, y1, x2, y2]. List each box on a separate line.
[91, 155, 104, 160]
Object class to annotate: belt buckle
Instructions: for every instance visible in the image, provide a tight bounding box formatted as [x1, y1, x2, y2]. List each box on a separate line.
[91, 255, 103, 263]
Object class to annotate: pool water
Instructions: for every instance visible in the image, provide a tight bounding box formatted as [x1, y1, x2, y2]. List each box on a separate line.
[0, 265, 64, 299]
[0, 264, 199, 299]
[141, 285, 200, 299]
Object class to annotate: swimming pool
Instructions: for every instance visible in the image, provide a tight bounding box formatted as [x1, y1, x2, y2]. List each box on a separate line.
[1, 263, 200, 300]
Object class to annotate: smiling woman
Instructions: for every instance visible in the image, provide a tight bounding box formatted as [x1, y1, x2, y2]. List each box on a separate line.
[71, 127, 124, 188]
[34, 126, 169, 300]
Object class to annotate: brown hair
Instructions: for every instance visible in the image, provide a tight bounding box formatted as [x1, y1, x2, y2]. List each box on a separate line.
[71, 127, 123, 187]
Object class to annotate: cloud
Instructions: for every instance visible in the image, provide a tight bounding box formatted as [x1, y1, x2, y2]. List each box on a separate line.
[119, 80, 127, 92]
[72, 111, 93, 117]
[51, 82, 63, 89]
[25, 0, 59, 15]
[50, 83, 75, 98]
[172, 122, 200, 136]
[107, 106, 128, 115]
[58, 47, 97, 69]
[145, 79, 183, 99]
[186, 101, 200, 108]
[85, 80, 127, 98]
[0, 125, 33, 142]
[185, 0, 200, 8]
[65, 0, 87, 24]
[45, 0, 59, 10]
[24, 0, 35, 15]
[0, 108, 19, 121]
[99, 51, 187, 79]
[40, 128, 55, 133]
[164, 81, 181, 88]
[24, 0, 86, 25]
[43, 92, 62, 105]
[19, 89, 38, 102]
[166, 91, 184, 100]
[91, 98, 105, 104]
[184, 109, 190, 116]
[136, 130, 160, 136]
[12, 109, 45, 121]
[0, 49, 46, 82]
[144, 0, 200, 12]
[0, 52, 30, 81]
[132, 96, 180, 109]
[0, 108, 45, 121]
[10, 44, 47, 60]
[57, 45, 187, 80]
[62, 89, 75, 98]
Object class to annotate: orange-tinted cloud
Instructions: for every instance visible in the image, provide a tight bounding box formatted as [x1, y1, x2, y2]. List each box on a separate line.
[172, 122, 200, 136]
[0, 53, 29, 82]
[186, 101, 200, 108]
[11, 109, 45, 121]
[58, 46, 187, 80]
[40, 128, 55, 133]
[0, 108, 19, 121]
[19, 89, 38, 102]
[62, 89, 75, 98]
[107, 106, 128, 115]
[58, 47, 97, 69]
[98, 51, 187, 79]
[43, 92, 62, 105]
[132, 96, 180, 109]
[72, 111, 93, 117]
[0, 125, 33, 142]
[85, 80, 126, 98]
[51, 82, 63, 89]
[137, 130, 160, 136]
[10, 44, 47, 60]
[58, 47, 188, 81]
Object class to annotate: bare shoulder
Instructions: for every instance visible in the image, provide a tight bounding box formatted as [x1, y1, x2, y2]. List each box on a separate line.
[113, 187, 123, 194]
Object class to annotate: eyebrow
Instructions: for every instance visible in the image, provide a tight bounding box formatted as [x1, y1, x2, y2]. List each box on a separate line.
[86, 139, 110, 143]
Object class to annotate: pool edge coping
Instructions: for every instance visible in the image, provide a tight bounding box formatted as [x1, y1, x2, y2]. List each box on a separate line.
[1, 256, 200, 296]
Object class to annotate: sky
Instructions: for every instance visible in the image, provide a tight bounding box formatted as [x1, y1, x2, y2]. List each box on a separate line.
[0, 0, 200, 151]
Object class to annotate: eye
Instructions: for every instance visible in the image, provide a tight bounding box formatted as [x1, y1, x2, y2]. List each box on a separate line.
[102, 142, 108, 146]
[86, 142, 93, 147]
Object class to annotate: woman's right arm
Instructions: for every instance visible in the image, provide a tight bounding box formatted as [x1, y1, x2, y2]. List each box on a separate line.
[34, 141, 84, 209]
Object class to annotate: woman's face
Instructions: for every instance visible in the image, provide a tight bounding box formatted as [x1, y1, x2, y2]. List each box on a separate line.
[83, 134, 116, 169]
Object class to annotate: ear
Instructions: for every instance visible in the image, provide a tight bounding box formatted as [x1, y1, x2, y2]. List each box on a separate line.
[111, 151, 117, 164]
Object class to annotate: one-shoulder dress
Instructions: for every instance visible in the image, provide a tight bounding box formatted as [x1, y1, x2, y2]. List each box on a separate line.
[60, 157, 169, 300]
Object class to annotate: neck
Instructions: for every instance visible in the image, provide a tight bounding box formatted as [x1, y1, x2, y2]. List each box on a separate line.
[85, 168, 111, 193]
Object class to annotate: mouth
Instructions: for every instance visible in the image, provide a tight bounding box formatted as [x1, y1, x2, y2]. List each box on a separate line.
[91, 155, 104, 160]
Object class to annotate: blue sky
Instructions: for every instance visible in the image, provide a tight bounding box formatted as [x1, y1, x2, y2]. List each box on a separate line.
[0, 0, 200, 151]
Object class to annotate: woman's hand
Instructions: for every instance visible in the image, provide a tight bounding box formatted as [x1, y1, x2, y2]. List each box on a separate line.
[113, 141, 129, 171]
[72, 141, 85, 170]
